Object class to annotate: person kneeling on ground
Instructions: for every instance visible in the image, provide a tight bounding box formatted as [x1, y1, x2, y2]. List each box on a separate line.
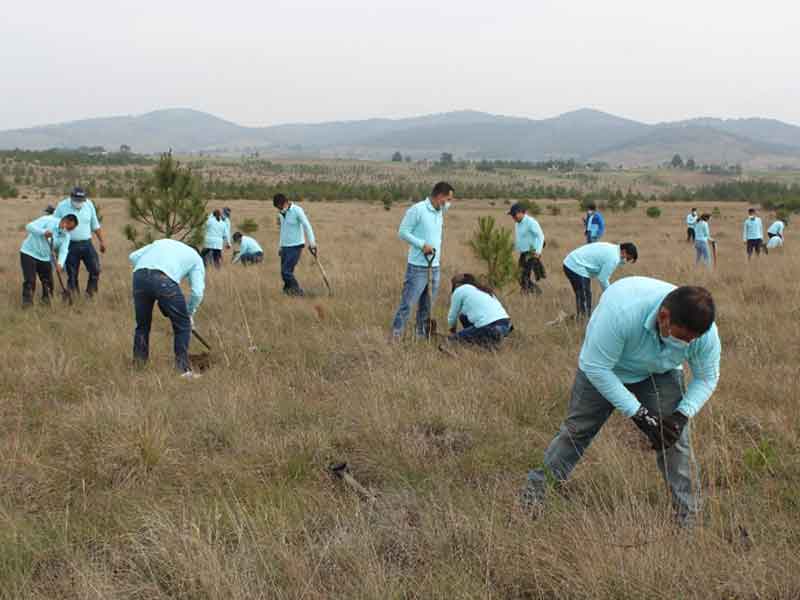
[19, 213, 78, 307]
[522, 277, 721, 528]
[129, 239, 206, 378]
[765, 218, 785, 254]
[563, 241, 637, 319]
[232, 232, 264, 265]
[446, 274, 512, 348]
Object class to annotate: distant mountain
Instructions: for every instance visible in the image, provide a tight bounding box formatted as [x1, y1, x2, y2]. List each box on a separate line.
[2, 107, 800, 167]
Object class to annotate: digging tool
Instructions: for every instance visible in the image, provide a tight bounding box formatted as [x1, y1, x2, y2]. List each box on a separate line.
[308, 247, 332, 296]
[711, 240, 717, 267]
[48, 238, 72, 305]
[329, 462, 377, 503]
[424, 249, 437, 338]
[191, 328, 213, 351]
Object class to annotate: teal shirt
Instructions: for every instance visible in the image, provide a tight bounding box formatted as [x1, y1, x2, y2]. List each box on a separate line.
[515, 215, 545, 254]
[20, 216, 71, 267]
[398, 198, 446, 267]
[279, 204, 316, 248]
[129, 239, 206, 315]
[239, 236, 263, 256]
[204, 215, 228, 250]
[767, 220, 784, 236]
[686, 213, 697, 228]
[53, 197, 101, 241]
[578, 276, 721, 418]
[694, 221, 710, 242]
[447, 284, 510, 329]
[742, 216, 763, 240]
[563, 242, 622, 291]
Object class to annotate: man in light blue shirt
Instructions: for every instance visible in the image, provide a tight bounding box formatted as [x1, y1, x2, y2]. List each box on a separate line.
[523, 277, 721, 527]
[19, 214, 78, 307]
[686, 208, 698, 242]
[583, 202, 605, 243]
[232, 232, 264, 265]
[53, 186, 106, 297]
[391, 182, 454, 338]
[742, 208, 764, 258]
[129, 239, 206, 377]
[509, 203, 546, 295]
[445, 273, 512, 348]
[274, 193, 317, 295]
[563, 241, 637, 318]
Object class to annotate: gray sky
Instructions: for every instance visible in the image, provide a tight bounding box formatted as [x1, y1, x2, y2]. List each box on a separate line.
[2, 0, 799, 130]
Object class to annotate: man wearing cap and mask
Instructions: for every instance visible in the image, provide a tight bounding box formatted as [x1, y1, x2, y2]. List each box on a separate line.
[53, 187, 106, 297]
[508, 203, 546, 295]
[521, 277, 721, 528]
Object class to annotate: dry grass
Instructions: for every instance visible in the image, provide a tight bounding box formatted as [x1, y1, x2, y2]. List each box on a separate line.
[1, 195, 799, 599]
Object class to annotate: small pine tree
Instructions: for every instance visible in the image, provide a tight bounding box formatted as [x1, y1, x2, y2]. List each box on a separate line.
[124, 151, 207, 249]
[646, 206, 662, 218]
[238, 218, 259, 234]
[469, 216, 516, 289]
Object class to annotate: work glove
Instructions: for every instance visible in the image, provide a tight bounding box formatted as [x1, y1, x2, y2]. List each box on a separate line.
[631, 406, 663, 450]
[658, 411, 688, 449]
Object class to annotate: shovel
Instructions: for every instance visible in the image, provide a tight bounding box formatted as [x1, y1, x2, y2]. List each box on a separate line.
[424, 249, 437, 338]
[711, 240, 717, 267]
[48, 238, 73, 305]
[329, 462, 377, 503]
[309, 247, 333, 296]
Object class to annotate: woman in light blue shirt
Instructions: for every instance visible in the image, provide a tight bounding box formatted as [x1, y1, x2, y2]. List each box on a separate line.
[446, 274, 512, 348]
[693, 213, 713, 267]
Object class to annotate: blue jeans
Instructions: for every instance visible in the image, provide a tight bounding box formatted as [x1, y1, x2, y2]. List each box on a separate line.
[201, 248, 222, 269]
[391, 263, 441, 337]
[66, 239, 100, 295]
[585, 232, 599, 244]
[564, 265, 592, 317]
[280, 245, 304, 294]
[527, 369, 700, 525]
[450, 315, 512, 347]
[240, 251, 263, 265]
[132, 269, 192, 373]
[695, 241, 711, 266]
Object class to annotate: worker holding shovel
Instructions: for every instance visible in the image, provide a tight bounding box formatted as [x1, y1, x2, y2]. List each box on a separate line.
[19, 213, 78, 307]
[129, 239, 206, 378]
[509, 203, 546, 295]
[391, 182, 454, 340]
[274, 193, 316, 296]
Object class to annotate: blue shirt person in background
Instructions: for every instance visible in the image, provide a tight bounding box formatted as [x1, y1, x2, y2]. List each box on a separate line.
[509, 203, 546, 295]
[202, 210, 230, 269]
[686, 208, 698, 242]
[693, 214, 713, 267]
[129, 239, 206, 378]
[523, 278, 721, 527]
[232, 232, 264, 265]
[562, 241, 637, 318]
[19, 214, 78, 307]
[583, 202, 606, 243]
[391, 182, 454, 339]
[742, 208, 764, 258]
[765, 219, 785, 255]
[53, 186, 106, 297]
[445, 274, 512, 348]
[274, 193, 317, 296]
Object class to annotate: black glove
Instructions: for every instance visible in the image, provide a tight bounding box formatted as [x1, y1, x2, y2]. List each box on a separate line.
[631, 406, 663, 450]
[658, 411, 688, 449]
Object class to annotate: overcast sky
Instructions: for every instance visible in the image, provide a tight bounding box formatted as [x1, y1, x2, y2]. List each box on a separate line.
[2, 0, 799, 130]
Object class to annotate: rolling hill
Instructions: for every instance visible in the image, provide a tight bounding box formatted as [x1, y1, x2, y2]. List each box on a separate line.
[2, 107, 800, 167]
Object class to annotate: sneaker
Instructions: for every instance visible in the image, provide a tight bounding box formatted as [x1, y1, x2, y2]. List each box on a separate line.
[519, 484, 546, 517]
[180, 370, 202, 380]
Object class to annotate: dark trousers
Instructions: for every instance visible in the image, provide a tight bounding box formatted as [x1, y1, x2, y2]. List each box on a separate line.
[201, 248, 222, 269]
[132, 269, 191, 373]
[746, 238, 762, 257]
[66, 240, 100, 296]
[280, 245, 304, 294]
[451, 315, 513, 348]
[240, 251, 264, 265]
[564, 264, 592, 317]
[519, 252, 545, 294]
[687, 227, 695, 242]
[20, 252, 53, 307]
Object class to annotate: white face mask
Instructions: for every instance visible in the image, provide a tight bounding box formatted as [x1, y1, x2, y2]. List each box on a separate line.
[663, 335, 690, 352]
[71, 200, 85, 210]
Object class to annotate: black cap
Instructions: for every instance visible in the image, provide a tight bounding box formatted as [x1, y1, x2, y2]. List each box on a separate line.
[223, 207, 231, 215]
[70, 186, 87, 200]
[43, 204, 55, 215]
[508, 203, 525, 216]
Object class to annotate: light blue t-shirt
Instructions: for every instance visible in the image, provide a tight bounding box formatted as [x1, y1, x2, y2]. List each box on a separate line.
[694, 220, 711, 242]
[768, 220, 785, 236]
[53, 197, 101, 242]
[515, 215, 545, 254]
[578, 276, 721, 418]
[239, 235, 263, 256]
[129, 239, 206, 315]
[686, 213, 697, 228]
[447, 284, 510, 329]
[204, 215, 228, 250]
[279, 204, 316, 248]
[398, 198, 447, 267]
[20, 215, 71, 267]
[563, 242, 623, 291]
[743, 216, 763, 241]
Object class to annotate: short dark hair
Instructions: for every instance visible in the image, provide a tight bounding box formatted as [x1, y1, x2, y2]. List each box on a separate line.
[620, 242, 638, 262]
[661, 286, 715, 335]
[748, 208, 756, 214]
[691, 207, 697, 211]
[273, 193, 289, 209]
[700, 213, 711, 221]
[233, 232, 243, 242]
[60, 214, 79, 227]
[586, 202, 597, 211]
[431, 182, 454, 198]
[212, 209, 222, 221]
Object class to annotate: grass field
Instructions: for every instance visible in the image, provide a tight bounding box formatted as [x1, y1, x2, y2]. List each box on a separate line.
[1, 195, 799, 599]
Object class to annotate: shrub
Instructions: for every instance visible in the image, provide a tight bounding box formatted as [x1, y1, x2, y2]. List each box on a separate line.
[547, 203, 561, 216]
[238, 218, 259, 234]
[646, 206, 662, 219]
[712, 207, 722, 218]
[468, 216, 516, 289]
[623, 197, 638, 211]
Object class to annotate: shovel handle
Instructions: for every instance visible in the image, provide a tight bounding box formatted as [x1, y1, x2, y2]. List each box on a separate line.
[424, 248, 436, 266]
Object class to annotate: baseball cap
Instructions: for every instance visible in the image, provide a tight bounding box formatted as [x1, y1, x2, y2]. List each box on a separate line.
[70, 187, 87, 201]
[508, 203, 525, 216]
